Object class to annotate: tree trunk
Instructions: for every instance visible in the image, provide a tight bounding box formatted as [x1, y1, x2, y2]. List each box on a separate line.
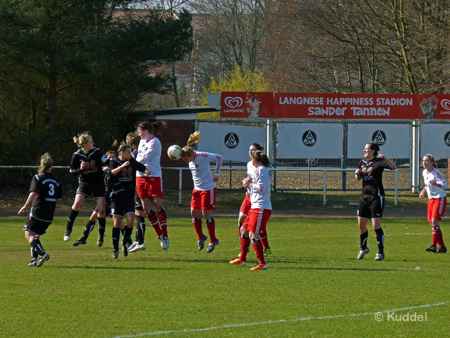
[46, 75, 57, 152]
[171, 63, 180, 107]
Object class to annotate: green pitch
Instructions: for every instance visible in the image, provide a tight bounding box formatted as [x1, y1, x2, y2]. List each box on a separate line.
[1, 216, 449, 337]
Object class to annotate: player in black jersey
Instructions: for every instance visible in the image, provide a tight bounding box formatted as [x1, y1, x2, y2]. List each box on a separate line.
[355, 142, 397, 261]
[125, 132, 148, 253]
[108, 142, 150, 258]
[72, 150, 116, 247]
[64, 132, 109, 242]
[18, 153, 63, 267]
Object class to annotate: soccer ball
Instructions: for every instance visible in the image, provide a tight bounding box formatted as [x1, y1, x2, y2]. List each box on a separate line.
[167, 145, 182, 160]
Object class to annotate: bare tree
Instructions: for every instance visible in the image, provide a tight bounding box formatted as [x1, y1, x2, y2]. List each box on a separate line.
[188, 0, 267, 91]
[263, 0, 450, 94]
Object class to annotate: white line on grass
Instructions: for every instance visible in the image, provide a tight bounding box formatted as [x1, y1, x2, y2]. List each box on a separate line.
[107, 301, 448, 338]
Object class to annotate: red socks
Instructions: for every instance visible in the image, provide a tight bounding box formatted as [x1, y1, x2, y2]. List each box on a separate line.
[206, 218, 216, 243]
[158, 209, 168, 238]
[260, 228, 270, 251]
[433, 226, 446, 248]
[147, 210, 162, 237]
[252, 238, 266, 265]
[192, 217, 204, 240]
[239, 235, 251, 261]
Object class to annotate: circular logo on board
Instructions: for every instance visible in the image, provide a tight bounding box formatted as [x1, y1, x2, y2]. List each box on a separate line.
[224, 132, 239, 149]
[302, 130, 317, 147]
[444, 131, 450, 146]
[372, 130, 386, 146]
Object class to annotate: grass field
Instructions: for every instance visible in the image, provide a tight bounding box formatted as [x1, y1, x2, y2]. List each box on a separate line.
[1, 215, 449, 337]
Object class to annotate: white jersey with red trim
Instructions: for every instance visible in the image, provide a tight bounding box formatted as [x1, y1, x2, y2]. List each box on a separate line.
[249, 165, 272, 210]
[188, 151, 223, 191]
[136, 136, 162, 178]
[245, 160, 255, 194]
[423, 167, 447, 199]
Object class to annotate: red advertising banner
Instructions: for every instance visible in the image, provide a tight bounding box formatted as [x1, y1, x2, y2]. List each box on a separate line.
[275, 93, 420, 119]
[220, 92, 450, 120]
[221, 92, 274, 118]
[416, 94, 450, 120]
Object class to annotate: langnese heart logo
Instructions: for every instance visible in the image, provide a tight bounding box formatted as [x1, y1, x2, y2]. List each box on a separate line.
[224, 97, 243, 109]
[441, 99, 450, 110]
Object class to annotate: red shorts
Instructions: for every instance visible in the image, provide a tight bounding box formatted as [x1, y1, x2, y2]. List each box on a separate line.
[191, 188, 216, 210]
[428, 197, 447, 223]
[239, 196, 251, 217]
[136, 177, 164, 200]
[243, 208, 272, 234]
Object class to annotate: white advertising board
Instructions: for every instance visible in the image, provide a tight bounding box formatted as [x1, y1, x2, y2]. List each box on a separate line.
[348, 123, 410, 158]
[198, 123, 266, 162]
[420, 123, 450, 159]
[277, 122, 342, 159]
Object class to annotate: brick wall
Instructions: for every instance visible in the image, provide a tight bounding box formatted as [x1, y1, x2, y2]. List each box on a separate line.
[159, 120, 196, 189]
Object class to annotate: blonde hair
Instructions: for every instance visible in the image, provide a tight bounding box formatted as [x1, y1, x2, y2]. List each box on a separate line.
[112, 140, 131, 154]
[38, 152, 53, 173]
[126, 132, 140, 147]
[424, 154, 437, 168]
[73, 132, 92, 148]
[181, 131, 201, 156]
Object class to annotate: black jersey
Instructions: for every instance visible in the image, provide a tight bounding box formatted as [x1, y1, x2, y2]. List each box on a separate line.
[70, 148, 108, 184]
[109, 157, 147, 196]
[104, 167, 113, 196]
[357, 157, 390, 196]
[29, 172, 63, 222]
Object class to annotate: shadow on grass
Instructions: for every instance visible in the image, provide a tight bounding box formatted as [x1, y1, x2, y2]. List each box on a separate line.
[51, 265, 181, 271]
[273, 266, 399, 272]
[47, 260, 398, 272]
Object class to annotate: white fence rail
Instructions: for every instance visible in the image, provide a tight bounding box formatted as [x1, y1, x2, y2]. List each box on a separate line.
[0, 166, 398, 207]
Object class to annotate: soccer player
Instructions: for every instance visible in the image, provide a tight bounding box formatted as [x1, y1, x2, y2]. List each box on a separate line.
[419, 154, 447, 253]
[238, 143, 271, 257]
[180, 131, 223, 253]
[18, 153, 63, 267]
[355, 142, 397, 261]
[72, 150, 116, 247]
[64, 132, 109, 242]
[135, 121, 170, 250]
[230, 150, 272, 270]
[125, 132, 148, 253]
[109, 142, 150, 258]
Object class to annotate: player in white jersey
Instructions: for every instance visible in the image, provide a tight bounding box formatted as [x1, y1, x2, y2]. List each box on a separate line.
[238, 143, 271, 257]
[181, 131, 223, 253]
[419, 154, 447, 253]
[135, 121, 170, 250]
[230, 150, 272, 270]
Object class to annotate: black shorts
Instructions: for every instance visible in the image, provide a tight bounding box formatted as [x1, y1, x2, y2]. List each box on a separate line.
[76, 181, 106, 199]
[357, 194, 385, 220]
[134, 190, 144, 211]
[111, 195, 135, 217]
[23, 216, 52, 236]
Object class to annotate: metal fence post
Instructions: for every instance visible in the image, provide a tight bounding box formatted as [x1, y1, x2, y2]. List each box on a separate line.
[341, 120, 348, 191]
[395, 169, 398, 206]
[179, 169, 183, 205]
